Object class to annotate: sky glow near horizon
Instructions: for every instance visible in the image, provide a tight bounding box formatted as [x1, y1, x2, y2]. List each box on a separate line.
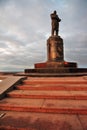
[0, 0, 87, 71]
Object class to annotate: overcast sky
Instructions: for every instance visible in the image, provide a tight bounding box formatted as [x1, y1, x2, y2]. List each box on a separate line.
[0, 0, 87, 71]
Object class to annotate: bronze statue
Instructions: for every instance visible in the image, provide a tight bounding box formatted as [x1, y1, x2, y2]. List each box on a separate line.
[50, 10, 61, 36]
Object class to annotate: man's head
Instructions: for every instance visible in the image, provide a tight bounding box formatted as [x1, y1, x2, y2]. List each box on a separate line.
[54, 10, 57, 14]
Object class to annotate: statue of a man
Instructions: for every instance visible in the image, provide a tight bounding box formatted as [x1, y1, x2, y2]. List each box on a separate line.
[50, 10, 61, 36]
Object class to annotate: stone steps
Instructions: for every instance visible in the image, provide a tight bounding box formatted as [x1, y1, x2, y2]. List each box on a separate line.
[17, 84, 87, 91]
[0, 76, 87, 129]
[23, 80, 87, 85]
[0, 77, 87, 115]
[0, 97, 87, 114]
[7, 90, 87, 100]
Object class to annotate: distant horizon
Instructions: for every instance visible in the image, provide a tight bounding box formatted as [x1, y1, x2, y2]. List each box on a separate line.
[0, 65, 87, 73]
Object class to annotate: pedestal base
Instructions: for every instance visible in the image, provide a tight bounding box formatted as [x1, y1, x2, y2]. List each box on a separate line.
[34, 61, 77, 68]
[25, 61, 77, 74]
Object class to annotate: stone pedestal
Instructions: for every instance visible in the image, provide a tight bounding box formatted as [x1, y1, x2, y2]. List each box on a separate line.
[47, 36, 64, 62]
[32, 35, 77, 73]
[34, 35, 77, 70]
[25, 35, 77, 73]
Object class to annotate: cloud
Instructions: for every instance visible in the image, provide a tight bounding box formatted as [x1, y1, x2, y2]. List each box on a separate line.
[0, 0, 87, 71]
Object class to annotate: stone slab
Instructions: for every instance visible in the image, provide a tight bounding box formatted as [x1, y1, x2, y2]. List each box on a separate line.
[0, 98, 43, 108]
[17, 84, 87, 92]
[0, 111, 83, 130]
[78, 115, 87, 130]
[69, 91, 87, 96]
[1, 98, 87, 114]
[7, 90, 87, 100]
[7, 90, 71, 99]
[0, 76, 26, 99]
[26, 76, 86, 81]
[23, 79, 87, 85]
[17, 84, 66, 91]
[8, 90, 69, 95]
[42, 99, 87, 114]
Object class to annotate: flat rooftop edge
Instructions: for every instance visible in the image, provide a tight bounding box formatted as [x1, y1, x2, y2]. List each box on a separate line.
[0, 76, 26, 99]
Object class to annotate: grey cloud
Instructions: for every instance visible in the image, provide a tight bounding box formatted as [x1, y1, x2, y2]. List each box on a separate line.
[0, 0, 87, 71]
[64, 32, 87, 67]
[0, 0, 8, 6]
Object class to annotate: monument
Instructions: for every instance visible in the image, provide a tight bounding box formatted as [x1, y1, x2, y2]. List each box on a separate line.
[46, 10, 64, 68]
[25, 10, 77, 73]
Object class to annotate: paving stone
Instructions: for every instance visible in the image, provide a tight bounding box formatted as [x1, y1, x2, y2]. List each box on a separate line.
[0, 98, 43, 107]
[7, 90, 87, 100]
[78, 115, 87, 130]
[0, 111, 83, 130]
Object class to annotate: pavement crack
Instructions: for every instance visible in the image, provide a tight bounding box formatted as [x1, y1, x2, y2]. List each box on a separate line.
[41, 99, 46, 108]
[77, 114, 85, 130]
